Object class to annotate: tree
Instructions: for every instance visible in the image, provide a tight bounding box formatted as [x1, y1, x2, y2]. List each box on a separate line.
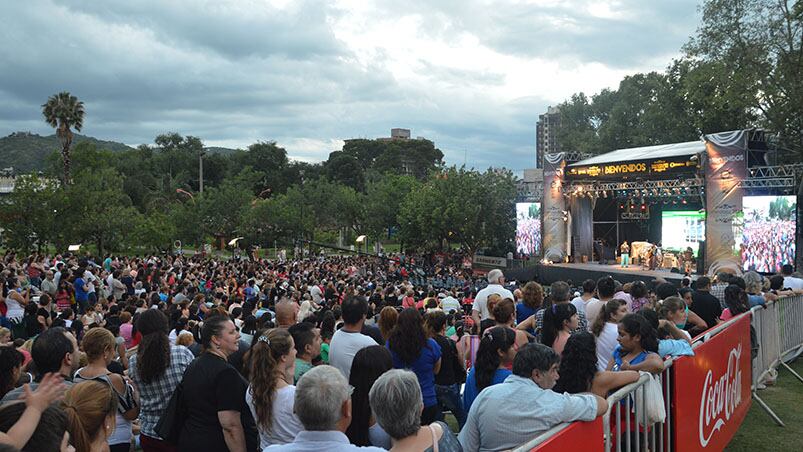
[62, 168, 138, 255]
[685, 0, 803, 162]
[42, 92, 85, 185]
[324, 151, 365, 192]
[0, 174, 63, 252]
[364, 174, 421, 239]
[398, 167, 516, 255]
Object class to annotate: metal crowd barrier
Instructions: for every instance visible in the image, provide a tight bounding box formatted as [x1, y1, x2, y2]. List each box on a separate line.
[749, 295, 803, 426]
[513, 293, 803, 451]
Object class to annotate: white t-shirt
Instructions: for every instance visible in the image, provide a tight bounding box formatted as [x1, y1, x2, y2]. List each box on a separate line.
[329, 328, 377, 380]
[585, 298, 606, 329]
[783, 276, 803, 290]
[246, 384, 302, 449]
[570, 296, 597, 318]
[441, 296, 461, 314]
[473, 284, 514, 320]
[309, 285, 323, 304]
[4, 294, 24, 322]
[596, 322, 619, 372]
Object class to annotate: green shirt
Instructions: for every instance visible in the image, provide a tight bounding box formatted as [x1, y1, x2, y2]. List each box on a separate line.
[294, 359, 314, 384]
[320, 343, 330, 364]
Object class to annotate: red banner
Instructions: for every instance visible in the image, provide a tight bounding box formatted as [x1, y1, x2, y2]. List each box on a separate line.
[672, 314, 752, 451]
[532, 418, 603, 452]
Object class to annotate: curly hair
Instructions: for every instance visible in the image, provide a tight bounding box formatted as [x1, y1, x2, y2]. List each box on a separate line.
[474, 326, 515, 391]
[724, 284, 750, 315]
[387, 308, 428, 365]
[541, 303, 577, 348]
[521, 282, 543, 310]
[553, 331, 597, 394]
[135, 309, 170, 384]
[248, 328, 294, 432]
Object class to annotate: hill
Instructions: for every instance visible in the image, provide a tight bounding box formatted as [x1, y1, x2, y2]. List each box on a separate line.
[0, 131, 135, 173]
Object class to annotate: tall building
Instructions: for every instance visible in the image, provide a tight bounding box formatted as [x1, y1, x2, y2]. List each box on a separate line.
[536, 106, 561, 168]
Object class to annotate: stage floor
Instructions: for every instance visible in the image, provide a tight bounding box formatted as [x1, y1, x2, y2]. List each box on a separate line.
[534, 261, 687, 285]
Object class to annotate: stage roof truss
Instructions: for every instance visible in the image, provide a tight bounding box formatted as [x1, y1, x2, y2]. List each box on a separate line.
[563, 178, 703, 196]
[516, 181, 543, 202]
[741, 164, 803, 189]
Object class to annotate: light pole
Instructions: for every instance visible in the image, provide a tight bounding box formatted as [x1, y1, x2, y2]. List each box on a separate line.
[199, 149, 205, 194]
[299, 169, 305, 257]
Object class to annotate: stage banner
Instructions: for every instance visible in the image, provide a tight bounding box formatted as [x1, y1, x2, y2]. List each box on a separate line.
[529, 418, 603, 452]
[570, 196, 593, 261]
[704, 130, 747, 275]
[543, 153, 567, 262]
[672, 314, 752, 451]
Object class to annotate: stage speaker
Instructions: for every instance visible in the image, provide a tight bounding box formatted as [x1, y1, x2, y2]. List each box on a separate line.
[697, 240, 706, 274]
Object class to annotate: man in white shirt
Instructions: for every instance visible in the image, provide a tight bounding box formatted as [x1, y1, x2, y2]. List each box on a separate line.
[329, 296, 377, 380]
[472, 269, 514, 326]
[439, 291, 461, 314]
[310, 280, 324, 304]
[781, 265, 803, 290]
[570, 279, 598, 318]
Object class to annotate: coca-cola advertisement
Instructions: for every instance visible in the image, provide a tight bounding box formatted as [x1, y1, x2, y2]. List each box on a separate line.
[672, 314, 752, 451]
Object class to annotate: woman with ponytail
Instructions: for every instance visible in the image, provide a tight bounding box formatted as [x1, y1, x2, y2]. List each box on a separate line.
[591, 299, 627, 371]
[245, 328, 302, 449]
[541, 303, 578, 354]
[462, 326, 516, 413]
[128, 309, 194, 452]
[178, 314, 258, 452]
[62, 380, 118, 452]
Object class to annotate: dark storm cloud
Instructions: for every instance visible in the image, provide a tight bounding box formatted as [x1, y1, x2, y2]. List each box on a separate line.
[0, 0, 700, 171]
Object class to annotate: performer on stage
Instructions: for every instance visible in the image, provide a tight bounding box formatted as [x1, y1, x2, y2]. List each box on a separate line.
[620, 240, 630, 268]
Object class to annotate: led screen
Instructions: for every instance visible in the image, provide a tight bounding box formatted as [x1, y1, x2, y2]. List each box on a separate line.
[741, 196, 797, 273]
[662, 211, 706, 256]
[516, 202, 541, 255]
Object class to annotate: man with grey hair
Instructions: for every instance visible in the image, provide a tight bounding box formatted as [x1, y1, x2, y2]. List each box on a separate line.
[471, 269, 514, 328]
[265, 365, 385, 451]
[458, 343, 607, 452]
[369, 369, 462, 450]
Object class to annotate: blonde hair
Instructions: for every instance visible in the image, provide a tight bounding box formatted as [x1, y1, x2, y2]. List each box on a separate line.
[62, 381, 117, 452]
[176, 333, 194, 347]
[81, 327, 116, 361]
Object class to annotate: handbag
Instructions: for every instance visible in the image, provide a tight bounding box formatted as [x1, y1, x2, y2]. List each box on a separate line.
[634, 372, 666, 425]
[155, 382, 185, 444]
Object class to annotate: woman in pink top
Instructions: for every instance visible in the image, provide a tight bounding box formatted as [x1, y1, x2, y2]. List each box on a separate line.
[119, 311, 134, 348]
[721, 285, 750, 321]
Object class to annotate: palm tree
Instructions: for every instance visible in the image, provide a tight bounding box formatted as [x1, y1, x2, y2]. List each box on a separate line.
[42, 92, 85, 185]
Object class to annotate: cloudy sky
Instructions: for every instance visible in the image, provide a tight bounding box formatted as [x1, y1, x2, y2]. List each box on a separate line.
[0, 0, 701, 172]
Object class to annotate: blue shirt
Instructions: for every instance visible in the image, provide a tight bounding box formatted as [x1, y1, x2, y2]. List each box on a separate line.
[658, 339, 694, 357]
[612, 345, 651, 370]
[265, 430, 385, 452]
[463, 366, 511, 413]
[74, 277, 88, 302]
[389, 338, 442, 407]
[748, 294, 766, 308]
[516, 303, 537, 332]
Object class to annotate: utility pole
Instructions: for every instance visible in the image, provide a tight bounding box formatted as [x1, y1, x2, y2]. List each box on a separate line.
[199, 150, 205, 194]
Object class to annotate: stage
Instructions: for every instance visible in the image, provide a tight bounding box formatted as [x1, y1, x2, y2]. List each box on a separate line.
[529, 261, 687, 286]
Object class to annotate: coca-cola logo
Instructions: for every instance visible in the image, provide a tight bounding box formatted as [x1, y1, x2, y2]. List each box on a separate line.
[698, 344, 743, 447]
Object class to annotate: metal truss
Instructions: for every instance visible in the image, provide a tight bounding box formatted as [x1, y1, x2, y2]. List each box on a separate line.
[564, 178, 703, 194]
[742, 164, 803, 190]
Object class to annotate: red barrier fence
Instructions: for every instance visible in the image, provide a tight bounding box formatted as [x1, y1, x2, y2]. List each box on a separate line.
[514, 310, 759, 451]
[672, 314, 752, 451]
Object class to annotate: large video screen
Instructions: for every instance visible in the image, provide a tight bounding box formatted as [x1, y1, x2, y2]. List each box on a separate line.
[662, 211, 706, 256]
[741, 195, 797, 273]
[516, 202, 541, 256]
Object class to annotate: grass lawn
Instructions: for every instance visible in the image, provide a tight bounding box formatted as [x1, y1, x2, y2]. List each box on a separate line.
[726, 357, 803, 451]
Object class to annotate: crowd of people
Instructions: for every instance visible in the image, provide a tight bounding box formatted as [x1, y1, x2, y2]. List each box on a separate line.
[740, 218, 796, 273]
[0, 249, 801, 452]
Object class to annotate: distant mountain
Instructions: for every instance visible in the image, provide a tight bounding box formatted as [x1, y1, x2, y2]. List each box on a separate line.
[0, 131, 135, 173]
